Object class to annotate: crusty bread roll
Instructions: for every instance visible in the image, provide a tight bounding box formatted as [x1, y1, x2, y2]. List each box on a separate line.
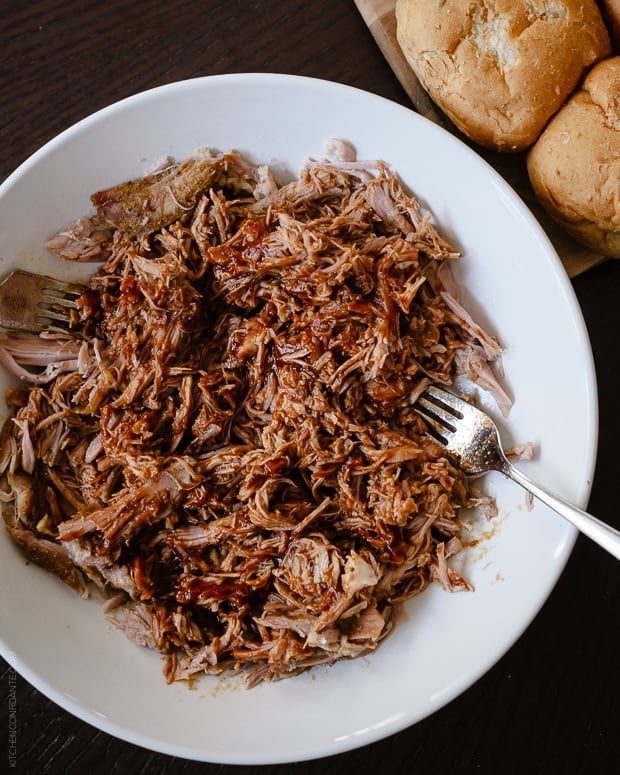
[395, 0, 612, 151]
[527, 57, 620, 258]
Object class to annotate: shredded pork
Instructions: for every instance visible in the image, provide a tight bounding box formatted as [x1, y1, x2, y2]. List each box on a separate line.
[0, 146, 506, 686]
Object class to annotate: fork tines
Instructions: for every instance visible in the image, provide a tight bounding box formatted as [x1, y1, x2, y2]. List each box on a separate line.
[36, 280, 83, 333]
[415, 385, 465, 445]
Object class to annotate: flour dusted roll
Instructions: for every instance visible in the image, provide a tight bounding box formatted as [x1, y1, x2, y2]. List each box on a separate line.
[527, 57, 620, 258]
[395, 0, 612, 151]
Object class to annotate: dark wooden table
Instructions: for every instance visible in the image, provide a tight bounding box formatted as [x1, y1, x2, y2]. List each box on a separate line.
[1, 2, 618, 773]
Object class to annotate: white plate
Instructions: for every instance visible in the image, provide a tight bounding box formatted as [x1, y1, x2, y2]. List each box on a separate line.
[0, 74, 598, 764]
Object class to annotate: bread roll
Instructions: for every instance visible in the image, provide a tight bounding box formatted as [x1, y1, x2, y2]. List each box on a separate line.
[527, 57, 620, 258]
[395, 0, 612, 151]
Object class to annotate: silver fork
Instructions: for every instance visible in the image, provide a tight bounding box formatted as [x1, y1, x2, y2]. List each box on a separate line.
[0, 269, 86, 334]
[416, 384, 620, 561]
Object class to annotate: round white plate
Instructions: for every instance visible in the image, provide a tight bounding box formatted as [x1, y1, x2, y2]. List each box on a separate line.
[0, 74, 598, 764]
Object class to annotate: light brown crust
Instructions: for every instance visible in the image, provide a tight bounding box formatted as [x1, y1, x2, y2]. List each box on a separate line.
[395, 0, 612, 151]
[527, 57, 620, 257]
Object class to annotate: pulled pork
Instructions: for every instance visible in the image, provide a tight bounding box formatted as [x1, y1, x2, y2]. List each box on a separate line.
[0, 147, 506, 686]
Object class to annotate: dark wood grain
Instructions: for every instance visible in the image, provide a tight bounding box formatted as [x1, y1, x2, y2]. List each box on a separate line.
[1, 2, 619, 773]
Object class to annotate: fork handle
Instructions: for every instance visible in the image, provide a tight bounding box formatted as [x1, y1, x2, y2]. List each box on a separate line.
[507, 465, 620, 561]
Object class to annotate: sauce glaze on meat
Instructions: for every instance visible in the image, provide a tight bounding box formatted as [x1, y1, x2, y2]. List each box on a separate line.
[0, 147, 506, 686]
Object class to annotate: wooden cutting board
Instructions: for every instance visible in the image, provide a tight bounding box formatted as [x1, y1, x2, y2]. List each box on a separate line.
[354, 0, 608, 278]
